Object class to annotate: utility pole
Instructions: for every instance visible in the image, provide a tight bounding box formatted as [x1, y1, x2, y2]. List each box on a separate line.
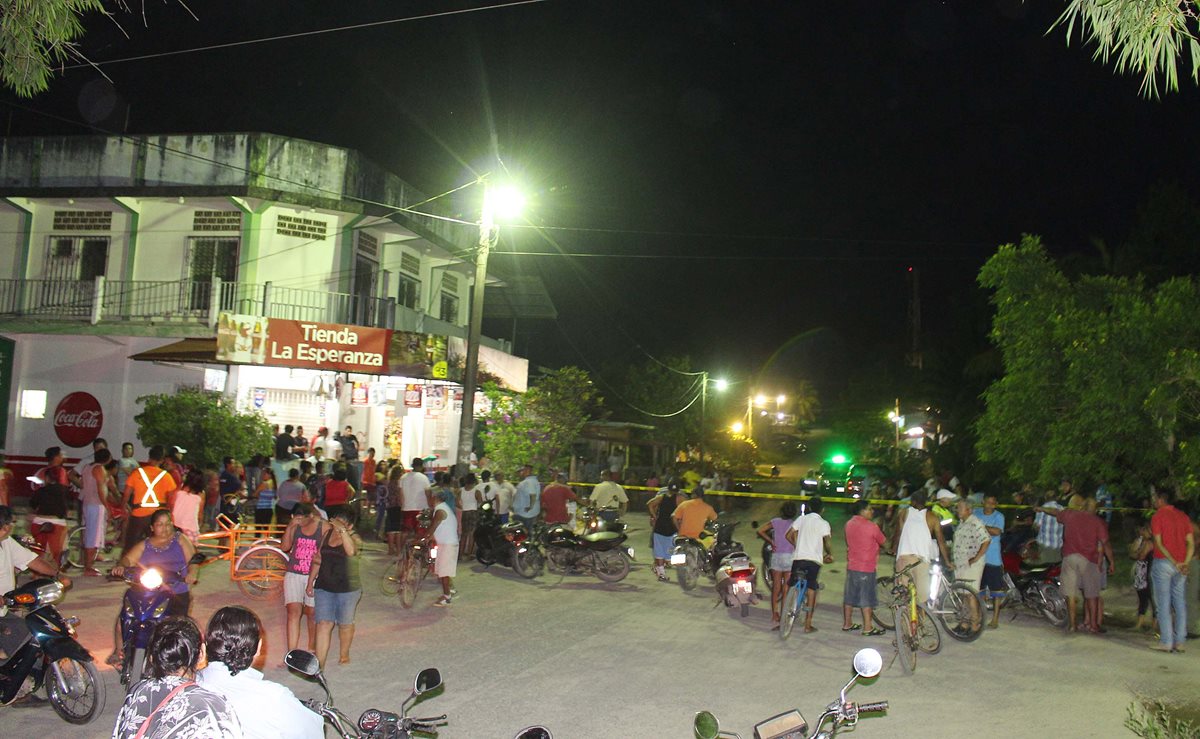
[699, 372, 707, 466]
[455, 188, 495, 476]
[893, 397, 901, 467]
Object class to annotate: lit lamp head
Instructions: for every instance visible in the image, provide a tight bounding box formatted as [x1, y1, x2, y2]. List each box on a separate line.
[487, 184, 525, 220]
[713, 378, 729, 392]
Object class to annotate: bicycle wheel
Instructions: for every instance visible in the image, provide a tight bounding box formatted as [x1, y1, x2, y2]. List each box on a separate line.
[380, 558, 403, 596]
[893, 603, 916, 675]
[779, 580, 806, 641]
[399, 556, 420, 609]
[872, 575, 896, 630]
[937, 581, 986, 642]
[234, 545, 289, 600]
[65, 526, 86, 569]
[916, 604, 942, 655]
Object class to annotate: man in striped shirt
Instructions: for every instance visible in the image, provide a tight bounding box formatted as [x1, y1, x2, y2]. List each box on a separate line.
[1033, 480, 1069, 564]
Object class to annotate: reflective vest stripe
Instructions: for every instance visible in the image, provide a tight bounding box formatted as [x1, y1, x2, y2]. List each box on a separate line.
[137, 467, 169, 509]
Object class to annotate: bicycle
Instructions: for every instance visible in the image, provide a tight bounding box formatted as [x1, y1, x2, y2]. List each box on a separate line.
[876, 561, 941, 676]
[65, 512, 125, 569]
[873, 559, 986, 643]
[381, 510, 436, 608]
[779, 572, 810, 641]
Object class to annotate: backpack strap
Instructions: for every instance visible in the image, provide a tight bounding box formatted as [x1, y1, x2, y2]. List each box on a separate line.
[133, 680, 196, 739]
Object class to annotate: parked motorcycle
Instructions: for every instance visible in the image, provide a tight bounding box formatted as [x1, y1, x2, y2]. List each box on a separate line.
[671, 515, 744, 591]
[474, 501, 540, 579]
[693, 648, 888, 739]
[528, 518, 635, 583]
[286, 648, 446, 738]
[1000, 551, 1067, 627]
[714, 551, 759, 617]
[0, 578, 105, 724]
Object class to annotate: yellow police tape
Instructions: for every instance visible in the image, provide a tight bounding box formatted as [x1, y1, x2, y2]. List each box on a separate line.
[569, 480, 1148, 512]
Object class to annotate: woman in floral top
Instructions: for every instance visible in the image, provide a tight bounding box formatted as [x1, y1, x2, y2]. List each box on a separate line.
[113, 616, 243, 739]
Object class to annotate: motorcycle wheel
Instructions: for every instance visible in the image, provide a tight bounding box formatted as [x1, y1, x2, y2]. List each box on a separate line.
[399, 556, 420, 609]
[893, 603, 916, 675]
[513, 548, 544, 579]
[677, 547, 700, 591]
[916, 604, 942, 655]
[45, 656, 105, 724]
[380, 558, 403, 596]
[872, 575, 897, 630]
[740, 602, 750, 618]
[1040, 584, 1068, 627]
[594, 551, 631, 583]
[936, 582, 986, 642]
[476, 545, 498, 567]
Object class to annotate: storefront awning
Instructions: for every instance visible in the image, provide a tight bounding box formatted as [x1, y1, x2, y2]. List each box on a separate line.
[129, 338, 221, 364]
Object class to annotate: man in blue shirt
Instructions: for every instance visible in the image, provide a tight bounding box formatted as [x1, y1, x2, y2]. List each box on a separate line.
[975, 493, 1006, 629]
[512, 464, 541, 529]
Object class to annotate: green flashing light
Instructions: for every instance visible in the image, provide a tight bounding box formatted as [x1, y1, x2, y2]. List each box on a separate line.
[830, 454, 848, 465]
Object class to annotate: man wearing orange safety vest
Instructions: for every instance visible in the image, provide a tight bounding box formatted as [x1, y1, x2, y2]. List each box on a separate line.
[121, 444, 178, 553]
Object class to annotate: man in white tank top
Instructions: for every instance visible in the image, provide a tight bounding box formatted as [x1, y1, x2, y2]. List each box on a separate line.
[892, 489, 952, 604]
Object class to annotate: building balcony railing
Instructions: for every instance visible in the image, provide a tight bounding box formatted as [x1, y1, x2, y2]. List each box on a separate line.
[0, 277, 399, 330]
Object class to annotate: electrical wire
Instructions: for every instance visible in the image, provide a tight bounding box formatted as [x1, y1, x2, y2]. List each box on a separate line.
[551, 321, 705, 418]
[62, 0, 551, 70]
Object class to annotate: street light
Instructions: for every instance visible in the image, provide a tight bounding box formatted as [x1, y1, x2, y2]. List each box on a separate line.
[776, 394, 786, 406]
[456, 180, 523, 474]
[730, 421, 744, 434]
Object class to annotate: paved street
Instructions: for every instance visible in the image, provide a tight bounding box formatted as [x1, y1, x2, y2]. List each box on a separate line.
[6, 512, 1198, 738]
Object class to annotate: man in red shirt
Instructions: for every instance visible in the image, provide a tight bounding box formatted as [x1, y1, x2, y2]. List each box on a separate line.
[1150, 487, 1195, 652]
[540, 473, 578, 526]
[842, 500, 886, 635]
[1037, 496, 1114, 634]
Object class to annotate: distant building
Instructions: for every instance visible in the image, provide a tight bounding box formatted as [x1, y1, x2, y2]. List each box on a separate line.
[0, 133, 530, 488]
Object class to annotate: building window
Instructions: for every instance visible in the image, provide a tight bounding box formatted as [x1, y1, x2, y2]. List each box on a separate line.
[439, 291, 459, 323]
[353, 255, 378, 325]
[397, 274, 420, 309]
[19, 389, 46, 419]
[187, 237, 239, 311]
[41, 237, 108, 313]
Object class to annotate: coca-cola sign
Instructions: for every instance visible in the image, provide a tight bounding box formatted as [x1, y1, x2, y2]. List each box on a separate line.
[53, 392, 103, 448]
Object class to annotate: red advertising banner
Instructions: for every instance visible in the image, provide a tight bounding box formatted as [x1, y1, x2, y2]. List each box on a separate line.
[216, 313, 447, 378]
[217, 314, 388, 374]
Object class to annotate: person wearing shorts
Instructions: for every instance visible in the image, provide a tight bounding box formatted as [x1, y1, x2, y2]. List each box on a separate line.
[786, 497, 834, 633]
[843, 500, 886, 635]
[281, 504, 324, 654]
[756, 501, 797, 627]
[430, 488, 459, 607]
[307, 508, 361, 668]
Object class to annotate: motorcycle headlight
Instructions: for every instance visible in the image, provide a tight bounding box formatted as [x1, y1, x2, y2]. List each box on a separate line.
[139, 569, 164, 589]
[35, 581, 64, 605]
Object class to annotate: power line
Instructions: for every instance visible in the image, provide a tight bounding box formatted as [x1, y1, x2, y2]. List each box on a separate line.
[62, 0, 551, 70]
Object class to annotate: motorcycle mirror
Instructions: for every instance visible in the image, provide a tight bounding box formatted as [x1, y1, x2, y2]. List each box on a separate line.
[852, 647, 883, 678]
[513, 727, 553, 739]
[285, 649, 321, 677]
[693, 711, 721, 739]
[414, 667, 442, 694]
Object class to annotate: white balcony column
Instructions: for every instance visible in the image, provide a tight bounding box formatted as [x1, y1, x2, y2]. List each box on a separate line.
[90, 276, 105, 325]
[208, 277, 223, 328]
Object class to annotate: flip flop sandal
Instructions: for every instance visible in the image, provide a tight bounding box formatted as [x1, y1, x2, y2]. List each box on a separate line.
[841, 624, 861, 632]
[862, 628, 886, 636]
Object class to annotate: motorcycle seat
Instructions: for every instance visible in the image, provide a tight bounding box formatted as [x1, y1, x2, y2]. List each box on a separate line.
[583, 531, 622, 544]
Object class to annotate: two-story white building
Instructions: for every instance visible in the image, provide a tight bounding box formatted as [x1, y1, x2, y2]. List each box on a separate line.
[0, 132, 530, 489]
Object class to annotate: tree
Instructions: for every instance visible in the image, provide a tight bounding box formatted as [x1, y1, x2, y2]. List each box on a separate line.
[788, 378, 820, 428]
[1055, 1, 1200, 97]
[134, 386, 273, 470]
[975, 235, 1200, 499]
[480, 366, 600, 475]
[604, 356, 703, 455]
[0, 0, 101, 97]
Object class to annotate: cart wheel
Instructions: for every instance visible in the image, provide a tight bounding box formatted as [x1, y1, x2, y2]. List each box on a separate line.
[234, 545, 289, 600]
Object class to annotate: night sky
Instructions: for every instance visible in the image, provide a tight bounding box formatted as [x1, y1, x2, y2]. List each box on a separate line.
[6, 0, 1200, 403]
